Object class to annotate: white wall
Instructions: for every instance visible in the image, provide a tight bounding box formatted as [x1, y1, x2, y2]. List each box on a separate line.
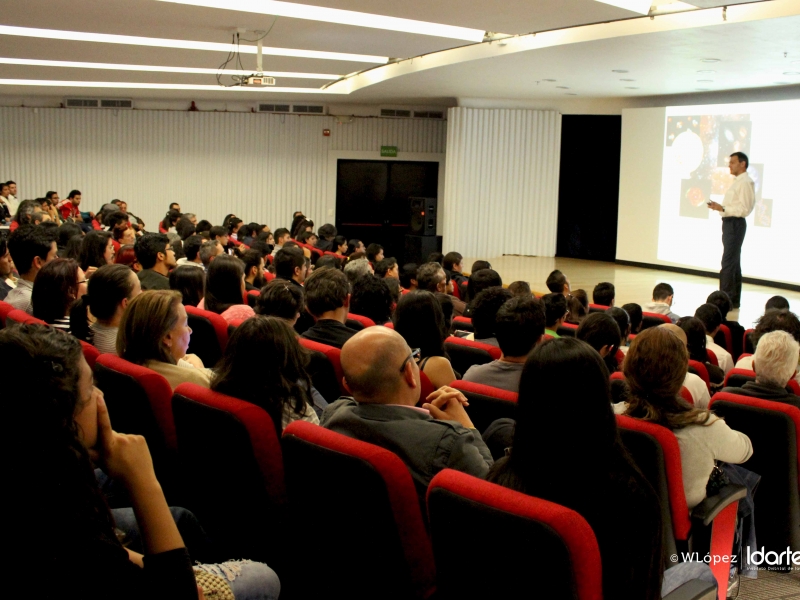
[0, 107, 446, 232]
[443, 107, 561, 259]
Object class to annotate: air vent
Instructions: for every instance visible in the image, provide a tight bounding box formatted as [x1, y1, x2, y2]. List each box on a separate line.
[292, 104, 325, 114]
[258, 104, 291, 113]
[100, 99, 133, 109]
[381, 108, 412, 118]
[65, 98, 100, 108]
[414, 110, 444, 119]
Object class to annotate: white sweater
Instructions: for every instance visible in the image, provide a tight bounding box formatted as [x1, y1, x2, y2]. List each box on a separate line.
[614, 404, 752, 509]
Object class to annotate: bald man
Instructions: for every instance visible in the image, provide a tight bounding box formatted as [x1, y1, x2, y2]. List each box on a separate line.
[658, 323, 711, 408]
[321, 327, 493, 501]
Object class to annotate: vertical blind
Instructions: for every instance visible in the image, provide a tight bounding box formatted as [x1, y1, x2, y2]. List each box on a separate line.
[0, 107, 446, 232]
[443, 107, 561, 259]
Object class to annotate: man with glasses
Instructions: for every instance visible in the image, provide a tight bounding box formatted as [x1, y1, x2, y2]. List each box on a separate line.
[134, 233, 176, 291]
[321, 327, 493, 502]
[543, 293, 570, 338]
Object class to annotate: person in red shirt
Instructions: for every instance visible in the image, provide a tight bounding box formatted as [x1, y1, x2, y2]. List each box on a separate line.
[59, 190, 83, 222]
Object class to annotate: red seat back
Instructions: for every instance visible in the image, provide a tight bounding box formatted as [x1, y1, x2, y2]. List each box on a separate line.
[264, 270, 275, 282]
[450, 380, 518, 434]
[298, 338, 346, 395]
[427, 470, 602, 600]
[443, 337, 501, 376]
[347, 312, 376, 328]
[743, 328, 755, 354]
[185, 305, 229, 367]
[172, 383, 286, 564]
[451, 315, 474, 333]
[718, 324, 734, 354]
[556, 321, 578, 338]
[705, 348, 719, 366]
[723, 367, 756, 388]
[6, 309, 45, 326]
[588, 303, 610, 314]
[0, 300, 14, 327]
[450, 284, 461, 300]
[79, 340, 101, 369]
[641, 311, 672, 329]
[687, 359, 711, 391]
[282, 421, 436, 599]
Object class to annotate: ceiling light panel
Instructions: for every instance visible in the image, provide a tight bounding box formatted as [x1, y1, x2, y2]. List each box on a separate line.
[0, 25, 387, 64]
[0, 78, 345, 93]
[157, 0, 487, 42]
[594, 0, 653, 15]
[0, 57, 340, 80]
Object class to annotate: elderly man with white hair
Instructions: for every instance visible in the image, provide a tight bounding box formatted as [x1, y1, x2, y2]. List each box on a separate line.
[722, 330, 800, 407]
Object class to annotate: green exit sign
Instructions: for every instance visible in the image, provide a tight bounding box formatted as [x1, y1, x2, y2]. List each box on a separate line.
[380, 146, 398, 157]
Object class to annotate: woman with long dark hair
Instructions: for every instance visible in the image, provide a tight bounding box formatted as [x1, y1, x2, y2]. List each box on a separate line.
[200, 254, 255, 324]
[677, 316, 725, 389]
[80, 230, 115, 274]
[488, 337, 714, 599]
[31, 258, 87, 332]
[169, 265, 205, 308]
[160, 209, 181, 234]
[212, 317, 320, 433]
[332, 235, 348, 256]
[345, 239, 364, 256]
[393, 291, 456, 388]
[1, 324, 281, 599]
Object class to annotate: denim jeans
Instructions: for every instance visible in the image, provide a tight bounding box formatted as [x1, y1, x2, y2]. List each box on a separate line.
[194, 560, 281, 600]
[661, 562, 717, 597]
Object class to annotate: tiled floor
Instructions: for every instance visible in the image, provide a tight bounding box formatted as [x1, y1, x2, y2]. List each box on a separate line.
[739, 569, 800, 599]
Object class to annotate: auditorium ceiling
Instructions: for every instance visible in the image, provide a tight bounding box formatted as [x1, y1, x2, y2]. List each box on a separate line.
[0, 0, 798, 103]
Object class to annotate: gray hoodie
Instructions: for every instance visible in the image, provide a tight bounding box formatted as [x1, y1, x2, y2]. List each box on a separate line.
[643, 301, 680, 323]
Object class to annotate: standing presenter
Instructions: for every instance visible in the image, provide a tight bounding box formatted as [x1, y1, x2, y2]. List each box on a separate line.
[707, 152, 754, 309]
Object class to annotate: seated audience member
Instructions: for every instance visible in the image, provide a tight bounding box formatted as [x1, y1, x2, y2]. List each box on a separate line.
[435, 293, 455, 331]
[176, 235, 203, 269]
[507, 280, 531, 297]
[134, 233, 175, 291]
[0, 234, 16, 301]
[209, 226, 229, 252]
[79, 230, 115, 275]
[112, 223, 137, 247]
[706, 290, 745, 360]
[374, 257, 399, 279]
[301, 267, 358, 349]
[677, 317, 725, 391]
[416, 262, 447, 294]
[545, 269, 570, 295]
[463, 296, 545, 392]
[175, 218, 196, 241]
[622, 302, 644, 334]
[58, 189, 83, 223]
[241, 249, 266, 292]
[442, 270, 467, 316]
[393, 291, 457, 388]
[212, 317, 322, 431]
[256, 279, 305, 325]
[296, 230, 317, 246]
[118, 290, 212, 389]
[488, 337, 713, 600]
[542, 292, 569, 338]
[576, 312, 622, 373]
[194, 219, 212, 237]
[470, 260, 491, 273]
[736, 309, 800, 383]
[385, 277, 401, 305]
[350, 275, 394, 325]
[168, 265, 205, 308]
[470, 287, 513, 347]
[765, 295, 790, 312]
[159, 209, 181, 234]
[12, 199, 48, 229]
[199, 239, 222, 269]
[332, 235, 348, 256]
[270, 228, 291, 256]
[63, 234, 84, 261]
[71, 264, 142, 354]
[57, 221, 84, 252]
[6, 224, 58, 314]
[315, 223, 337, 252]
[644, 282, 680, 323]
[31, 258, 88, 332]
[343, 257, 372, 285]
[274, 246, 308, 287]
[322, 327, 493, 500]
[200, 255, 255, 324]
[566, 289, 589, 325]
[427, 252, 444, 265]
[694, 303, 734, 374]
[292, 218, 314, 240]
[593, 282, 616, 307]
[607, 307, 632, 354]
[115, 244, 141, 272]
[227, 217, 243, 241]
[464, 269, 502, 314]
[400, 263, 418, 291]
[656, 323, 712, 408]
[615, 327, 752, 510]
[443, 251, 468, 288]
[315, 255, 342, 271]
[722, 331, 799, 407]
[346, 238, 365, 256]
[0, 324, 282, 600]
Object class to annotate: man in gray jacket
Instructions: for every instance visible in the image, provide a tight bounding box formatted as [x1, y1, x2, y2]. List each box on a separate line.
[321, 327, 493, 500]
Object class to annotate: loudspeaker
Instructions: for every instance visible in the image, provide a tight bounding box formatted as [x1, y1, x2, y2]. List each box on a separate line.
[409, 196, 437, 236]
[404, 235, 442, 265]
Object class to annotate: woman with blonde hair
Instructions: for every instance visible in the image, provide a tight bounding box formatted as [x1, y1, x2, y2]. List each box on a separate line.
[117, 290, 211, 389]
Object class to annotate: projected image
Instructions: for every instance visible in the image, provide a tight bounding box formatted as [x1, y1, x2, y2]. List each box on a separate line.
[679, 178, 710, 219]
[755, 198, 772, 228]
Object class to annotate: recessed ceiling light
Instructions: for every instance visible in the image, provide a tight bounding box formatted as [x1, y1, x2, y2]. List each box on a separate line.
[556, 85, 569, 89]
[0, 57, 341, 79]
[697, 70, 716, 73]
[0, 78, 345, 93]
[700, 58, 720, 63]
[157, 0, 488, 41]
[697, 79, 714, 82]
[625, 86, 640, 89]
[0, 25, 388, 64]
[594, 0, 652, 15]
[542, 78, 557, 82]
[783, 71, 800, 76]
[612, 69, 629, 73]
[620, 78, 635, 81]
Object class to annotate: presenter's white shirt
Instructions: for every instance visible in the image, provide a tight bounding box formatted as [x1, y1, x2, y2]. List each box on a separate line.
[706, 335, 734, 374]
[721, 172, 755, 218]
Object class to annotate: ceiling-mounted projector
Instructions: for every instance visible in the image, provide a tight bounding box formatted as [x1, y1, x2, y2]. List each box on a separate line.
[245, 74, 276, 86]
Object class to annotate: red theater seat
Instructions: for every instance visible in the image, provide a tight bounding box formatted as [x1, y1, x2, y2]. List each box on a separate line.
[0, 300, 14, 327]
[6, 309, 45, 326]
[346, 312, 376, 329]
[282, 421, 436, 599]
[642, 311, 672, 329]
[298, 338, 346, 395]
[556, 322, 578, 337]
[444, 337, 501, 376]
[185, 305, 228, 367]
[688, 359, 711, 391]
[450, 380, 518, 434]
[588, 303, 610, 313]
[451, 315, 474, 333]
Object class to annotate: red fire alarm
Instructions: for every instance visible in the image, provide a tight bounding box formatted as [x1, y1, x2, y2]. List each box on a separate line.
[323, 129, 331, 137]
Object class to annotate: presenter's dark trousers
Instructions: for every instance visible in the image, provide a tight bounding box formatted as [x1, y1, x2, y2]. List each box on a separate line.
[720, 217, 746, 307]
